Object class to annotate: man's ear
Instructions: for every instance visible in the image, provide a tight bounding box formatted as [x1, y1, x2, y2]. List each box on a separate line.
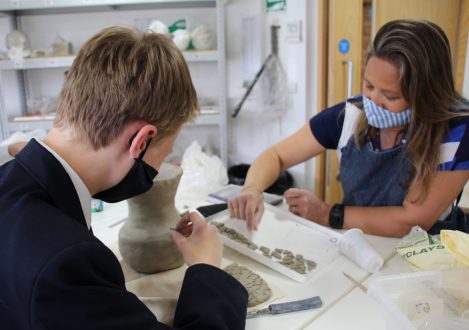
[128, 124, 157, 158]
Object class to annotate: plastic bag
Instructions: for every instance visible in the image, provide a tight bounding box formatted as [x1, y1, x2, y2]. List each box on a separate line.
[396, 226, 469, 271]
[176, 141, 228, 204]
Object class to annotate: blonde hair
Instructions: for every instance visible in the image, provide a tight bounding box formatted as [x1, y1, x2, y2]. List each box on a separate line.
[354, 19, 467, 201]
[55, 26, 198, 148]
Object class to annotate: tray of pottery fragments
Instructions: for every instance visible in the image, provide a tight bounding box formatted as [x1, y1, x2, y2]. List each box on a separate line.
[206, 204, 341, 282]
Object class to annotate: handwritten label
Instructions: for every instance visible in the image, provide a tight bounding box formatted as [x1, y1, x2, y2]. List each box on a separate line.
[408, 298, 444, 321]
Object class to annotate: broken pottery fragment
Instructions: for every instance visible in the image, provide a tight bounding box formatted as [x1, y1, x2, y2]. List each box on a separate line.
[224, 263, 272, 307]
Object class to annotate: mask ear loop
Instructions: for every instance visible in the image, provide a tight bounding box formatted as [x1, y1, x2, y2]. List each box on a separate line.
[128, 132, 138, 146]
[128, 131, 152, 160]
[138, 138, 152, 160]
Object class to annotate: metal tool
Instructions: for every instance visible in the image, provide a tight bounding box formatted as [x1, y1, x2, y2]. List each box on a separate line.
[246, 296, 322, 319]
[342, 271, 367, 293]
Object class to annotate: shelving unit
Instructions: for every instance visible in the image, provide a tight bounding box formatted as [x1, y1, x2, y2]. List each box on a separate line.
[0, 50, 218, 70]
[0, 0, 228, 164]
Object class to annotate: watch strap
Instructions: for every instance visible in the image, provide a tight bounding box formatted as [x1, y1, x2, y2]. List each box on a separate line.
[329, 203, 345, 229]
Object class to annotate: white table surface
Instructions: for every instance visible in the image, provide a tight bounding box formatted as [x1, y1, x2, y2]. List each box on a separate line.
[91, 200, 408, 330]
[303, 254, 412, 330]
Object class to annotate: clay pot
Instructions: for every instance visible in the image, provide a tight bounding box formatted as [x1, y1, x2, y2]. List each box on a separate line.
[118, 163, 184, 273]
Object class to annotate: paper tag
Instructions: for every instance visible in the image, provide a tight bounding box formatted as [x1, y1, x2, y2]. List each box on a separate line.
[407, 298, 444, 321]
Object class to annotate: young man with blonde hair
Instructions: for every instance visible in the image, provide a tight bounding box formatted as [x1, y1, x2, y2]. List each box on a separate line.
[0, 27, 247, 329]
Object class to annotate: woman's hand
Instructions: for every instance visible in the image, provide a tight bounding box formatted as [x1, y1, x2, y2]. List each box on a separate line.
[283, 188, 331, 226]
[228, 187, 264, 231]
[170, 212, 222, 268]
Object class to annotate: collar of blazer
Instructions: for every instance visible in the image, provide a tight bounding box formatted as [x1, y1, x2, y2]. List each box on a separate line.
[15, 139, 87, 229]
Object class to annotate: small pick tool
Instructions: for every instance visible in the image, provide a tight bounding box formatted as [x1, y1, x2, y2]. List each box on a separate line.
[246, 296, 322, 319]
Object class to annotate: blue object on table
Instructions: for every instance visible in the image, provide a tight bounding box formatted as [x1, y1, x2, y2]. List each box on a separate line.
[246, 296, 322, 318]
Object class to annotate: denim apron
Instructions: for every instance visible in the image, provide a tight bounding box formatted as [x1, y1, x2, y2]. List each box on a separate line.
[339, 137, 410, 206]
[338, 136, 468, 233]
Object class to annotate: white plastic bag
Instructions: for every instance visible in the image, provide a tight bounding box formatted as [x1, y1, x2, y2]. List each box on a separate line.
[176, 141, 227, 204]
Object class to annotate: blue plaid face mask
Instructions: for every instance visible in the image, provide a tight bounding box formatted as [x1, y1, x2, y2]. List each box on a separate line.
[363, 95, 411, 128]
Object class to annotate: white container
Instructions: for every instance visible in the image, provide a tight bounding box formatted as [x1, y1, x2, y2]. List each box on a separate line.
[338, 228, 383, 273]
[368, 268, 469, 330]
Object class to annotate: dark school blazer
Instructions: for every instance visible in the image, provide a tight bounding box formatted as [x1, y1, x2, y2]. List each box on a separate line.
[0, 139, 247, 330]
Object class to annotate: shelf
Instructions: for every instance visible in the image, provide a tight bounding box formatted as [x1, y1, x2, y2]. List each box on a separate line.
[0, 50, 217, 70]
[193, 112, 221, 125]
[8, 118, 53, 132]
[0, 56, 75, 70]
[0, 0, 216, 15]
[183, 50, 218, 62]
[8, 111, 222, 132]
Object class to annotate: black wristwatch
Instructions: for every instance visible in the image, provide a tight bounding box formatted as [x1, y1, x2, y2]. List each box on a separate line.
[329, 204, 345, 229]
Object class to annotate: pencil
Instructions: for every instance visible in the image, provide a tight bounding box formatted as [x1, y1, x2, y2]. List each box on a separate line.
[342, 272, 367, 293]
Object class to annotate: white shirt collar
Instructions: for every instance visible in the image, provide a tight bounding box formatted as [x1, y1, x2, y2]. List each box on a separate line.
[36, 139, 92, 229]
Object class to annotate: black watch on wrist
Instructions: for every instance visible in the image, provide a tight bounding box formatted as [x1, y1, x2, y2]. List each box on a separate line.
[329, 204, 345, 229]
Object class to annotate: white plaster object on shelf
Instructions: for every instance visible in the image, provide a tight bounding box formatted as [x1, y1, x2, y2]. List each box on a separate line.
[6, 30, 31, 63]
[148, 20, 169, 36]
[191, 24, 215, 50]
[51, 34, 73, 56]
[172, 29, 191, 50]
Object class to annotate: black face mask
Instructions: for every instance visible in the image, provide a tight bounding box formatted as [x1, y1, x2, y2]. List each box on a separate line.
[93, 138, 158, 203]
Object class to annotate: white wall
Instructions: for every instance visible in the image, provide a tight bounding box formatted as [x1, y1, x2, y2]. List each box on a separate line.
[226, 0, 319, 190]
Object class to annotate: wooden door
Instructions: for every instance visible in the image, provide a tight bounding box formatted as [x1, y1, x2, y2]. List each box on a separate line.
[321, 0, 364, 204]
[317, 0, 467, 205]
